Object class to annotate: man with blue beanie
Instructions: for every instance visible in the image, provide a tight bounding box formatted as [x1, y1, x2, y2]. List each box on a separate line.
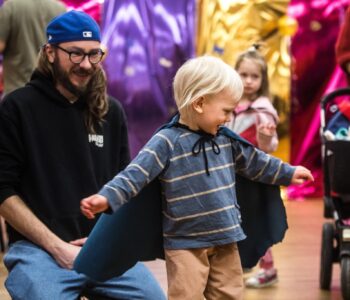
[0, 10, 166, 300]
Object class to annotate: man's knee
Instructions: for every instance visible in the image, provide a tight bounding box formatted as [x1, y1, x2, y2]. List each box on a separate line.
[126, 263, 166, 300]
[5, 266, 46, 300]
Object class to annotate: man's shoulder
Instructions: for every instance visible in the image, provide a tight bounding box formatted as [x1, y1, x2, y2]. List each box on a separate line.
[106, 95, 126, 118]
[107, 95, 123, 109]
[0, 87, 35, 122]
[3, 0, 65, 15]
[1, 86, 36, 106]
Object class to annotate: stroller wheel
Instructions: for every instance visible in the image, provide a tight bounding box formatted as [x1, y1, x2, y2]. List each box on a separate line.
[320, 222, 335, 290]
[323, 196, 334, 219]
[341, 257, 350, 300]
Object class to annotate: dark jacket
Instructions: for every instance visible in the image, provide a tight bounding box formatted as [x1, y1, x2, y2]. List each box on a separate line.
[0, 70, 130, 244]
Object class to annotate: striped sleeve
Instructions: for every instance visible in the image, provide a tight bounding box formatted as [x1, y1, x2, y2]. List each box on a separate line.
[233, 140, 295, 186]
[98, 131, 172, 212]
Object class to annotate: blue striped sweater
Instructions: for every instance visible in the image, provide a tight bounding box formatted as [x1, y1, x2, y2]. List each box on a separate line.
[99, 125, 295, 250]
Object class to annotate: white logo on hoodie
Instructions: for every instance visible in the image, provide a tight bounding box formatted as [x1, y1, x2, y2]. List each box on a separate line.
[88, 134, 104, 147]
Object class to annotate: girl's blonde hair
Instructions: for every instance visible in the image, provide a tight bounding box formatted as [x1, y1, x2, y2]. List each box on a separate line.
[235, 46, 269, 98]
[173, 56, 243, 115]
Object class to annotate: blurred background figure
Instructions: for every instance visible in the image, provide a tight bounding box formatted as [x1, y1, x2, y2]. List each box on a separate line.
[0, 0, 66, 97]
[336, 5, 350, 85]
[226, 45, 280, 288]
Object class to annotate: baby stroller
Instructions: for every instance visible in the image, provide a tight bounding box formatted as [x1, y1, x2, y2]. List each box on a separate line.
[319, 87, 350, 299]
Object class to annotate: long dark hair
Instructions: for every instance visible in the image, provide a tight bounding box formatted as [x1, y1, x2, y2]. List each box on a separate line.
[36, 46, 109, 134]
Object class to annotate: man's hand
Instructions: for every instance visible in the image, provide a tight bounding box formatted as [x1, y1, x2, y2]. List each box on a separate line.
[70, 237, 87, 247]
[51, 240, 84, 269]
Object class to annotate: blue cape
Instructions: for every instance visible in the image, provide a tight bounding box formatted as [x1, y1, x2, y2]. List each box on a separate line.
[74, 118, 287, 281]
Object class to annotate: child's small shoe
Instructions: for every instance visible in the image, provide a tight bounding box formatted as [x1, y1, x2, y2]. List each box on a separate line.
[245, 268, 278, 288]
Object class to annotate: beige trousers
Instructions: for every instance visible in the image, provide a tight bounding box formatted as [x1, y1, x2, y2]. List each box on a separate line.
[165, 243, 244, 300]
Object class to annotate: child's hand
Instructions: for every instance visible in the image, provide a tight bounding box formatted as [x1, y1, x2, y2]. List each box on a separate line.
[257, 123, 276, 136]
[80, 194, 109, 219]
[291, 166, 314, 184]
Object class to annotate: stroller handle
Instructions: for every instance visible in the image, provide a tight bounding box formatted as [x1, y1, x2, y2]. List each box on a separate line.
[321, 87, 350, 109]
[320, 87, 350, 132]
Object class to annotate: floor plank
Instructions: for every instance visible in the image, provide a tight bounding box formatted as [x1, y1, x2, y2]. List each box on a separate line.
[0, 199, 344, 299]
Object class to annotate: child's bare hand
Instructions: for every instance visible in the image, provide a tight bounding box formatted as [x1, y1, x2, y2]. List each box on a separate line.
[291, 166, 314, 184]
[80, 194, 109, 219]
[257, 123, 276, 136]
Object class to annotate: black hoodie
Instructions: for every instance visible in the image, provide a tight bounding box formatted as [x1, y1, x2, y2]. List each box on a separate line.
[0, 70, 130, 244]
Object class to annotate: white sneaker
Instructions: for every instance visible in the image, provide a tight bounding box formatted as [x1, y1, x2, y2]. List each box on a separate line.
[245, 268, 278, 288]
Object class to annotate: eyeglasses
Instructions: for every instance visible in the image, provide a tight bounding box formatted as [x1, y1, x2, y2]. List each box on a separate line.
[53, 45, 105, 64]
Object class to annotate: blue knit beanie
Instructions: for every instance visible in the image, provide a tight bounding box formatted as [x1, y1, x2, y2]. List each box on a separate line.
[46, 10, 101, 44]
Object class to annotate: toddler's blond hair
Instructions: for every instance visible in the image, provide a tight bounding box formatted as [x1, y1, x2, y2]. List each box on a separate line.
[173, 56, 243, 116]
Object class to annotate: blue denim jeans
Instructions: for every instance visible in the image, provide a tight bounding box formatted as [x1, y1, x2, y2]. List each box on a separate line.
[4, 240, 166, 300]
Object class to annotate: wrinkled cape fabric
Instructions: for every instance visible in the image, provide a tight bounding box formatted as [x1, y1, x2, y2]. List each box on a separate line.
[74, 118, 288, 282]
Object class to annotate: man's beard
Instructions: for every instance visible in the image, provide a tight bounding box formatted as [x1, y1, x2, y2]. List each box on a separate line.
[53, 59, 94, 98]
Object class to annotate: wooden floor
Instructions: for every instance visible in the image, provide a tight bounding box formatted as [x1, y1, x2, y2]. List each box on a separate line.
[145, 199, 343, 300]
[0, 199, 344, 299]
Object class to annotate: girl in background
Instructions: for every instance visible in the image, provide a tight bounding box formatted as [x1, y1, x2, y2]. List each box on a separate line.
[227, 45, 279, 288]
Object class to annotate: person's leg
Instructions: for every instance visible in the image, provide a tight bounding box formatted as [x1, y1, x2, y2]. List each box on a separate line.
[5, 240, 165, 300]
[245, 247, 278, 288]
[165, 248, 209, 300]
[3, 240, 86, 300]
[84, 262, 166, 300]
[204, 243, 244, 300]
[259, 247, 274, 269]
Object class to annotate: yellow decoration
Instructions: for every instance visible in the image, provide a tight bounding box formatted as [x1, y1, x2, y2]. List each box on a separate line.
[197, 0, 294, 98]
[197, 0, 295, 161]
[278, 15, 298, 36]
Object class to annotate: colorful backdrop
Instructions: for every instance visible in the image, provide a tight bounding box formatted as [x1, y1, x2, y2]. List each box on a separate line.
[288, 0, 349, 198]
[1, 0, 350, 199]
[100, 0, 195, 157]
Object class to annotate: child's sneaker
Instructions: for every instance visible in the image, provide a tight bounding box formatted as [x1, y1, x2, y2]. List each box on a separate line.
[245, 268, 278, 288]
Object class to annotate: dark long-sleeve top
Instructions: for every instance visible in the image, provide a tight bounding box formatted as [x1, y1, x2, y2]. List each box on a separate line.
[0, 70, 130, 244]
[99, 125, 295, 250]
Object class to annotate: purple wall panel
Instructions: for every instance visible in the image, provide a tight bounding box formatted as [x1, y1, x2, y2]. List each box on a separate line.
[101, 0, 195, 156]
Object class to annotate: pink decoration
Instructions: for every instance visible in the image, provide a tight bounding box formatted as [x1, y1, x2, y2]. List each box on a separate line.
[61, 0, 101, 23]
[288, 0, 349, 199]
